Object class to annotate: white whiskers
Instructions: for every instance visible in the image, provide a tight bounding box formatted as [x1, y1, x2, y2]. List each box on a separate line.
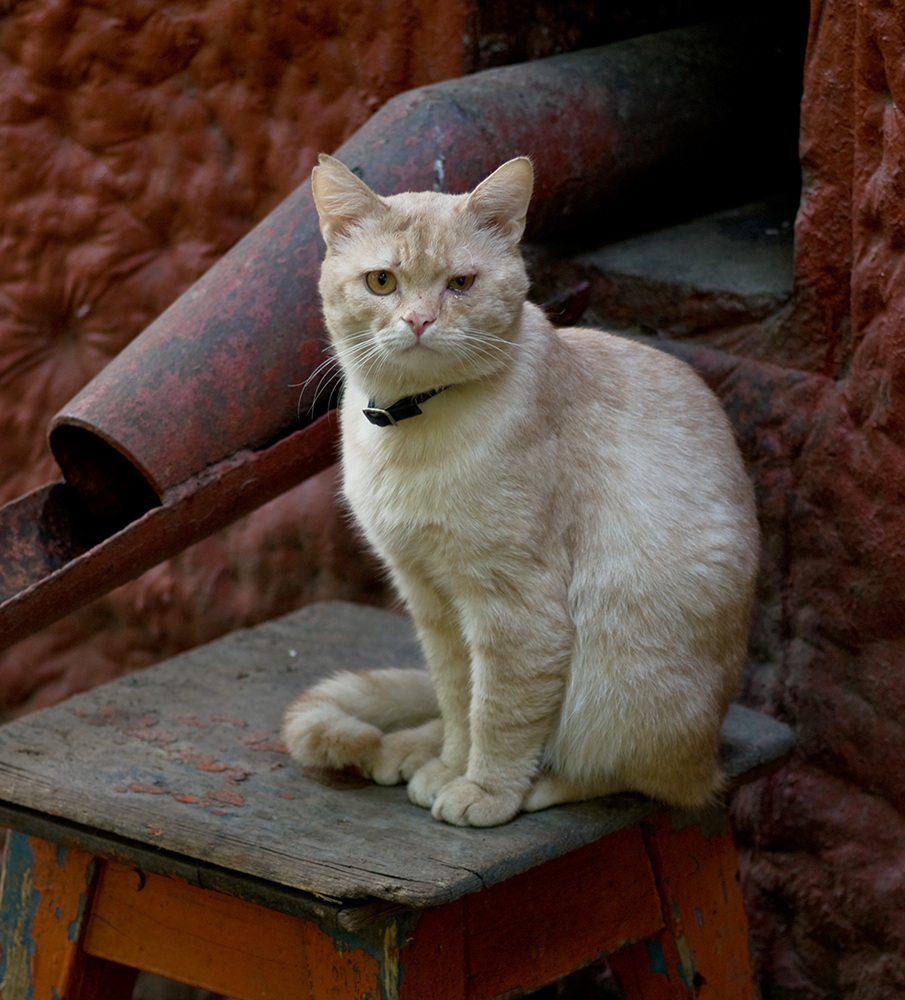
[313, 320, 522, 413]
[292, 349, 344, 420]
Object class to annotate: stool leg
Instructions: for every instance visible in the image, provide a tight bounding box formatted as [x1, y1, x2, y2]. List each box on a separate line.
[0, 833, 137, 1000]
[608, 808, 758, 1000]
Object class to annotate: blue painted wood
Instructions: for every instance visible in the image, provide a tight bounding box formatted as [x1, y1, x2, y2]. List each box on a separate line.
[0, 833, 38, 1000]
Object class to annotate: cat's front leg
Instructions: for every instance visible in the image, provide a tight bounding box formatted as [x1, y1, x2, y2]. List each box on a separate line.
[431, 597, 571, 827]
[386, 565, 472, 804]
[404, 622, 471, 805]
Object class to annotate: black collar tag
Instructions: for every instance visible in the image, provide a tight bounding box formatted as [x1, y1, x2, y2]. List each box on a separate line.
[363, 386, 449, 427]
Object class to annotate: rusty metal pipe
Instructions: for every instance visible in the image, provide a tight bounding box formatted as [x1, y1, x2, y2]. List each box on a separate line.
[48, 18, 793, 523]
[0, 413, 338, 651]
[0, 19, 797, 648]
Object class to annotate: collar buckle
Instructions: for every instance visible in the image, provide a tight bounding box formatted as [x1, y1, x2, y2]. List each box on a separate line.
[363, 386, 450, 427]
[362, 406, 398, 427]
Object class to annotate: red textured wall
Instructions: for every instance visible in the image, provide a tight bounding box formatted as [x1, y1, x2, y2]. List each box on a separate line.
[0, 0, 468, 716]
[722, 2, 905, 996]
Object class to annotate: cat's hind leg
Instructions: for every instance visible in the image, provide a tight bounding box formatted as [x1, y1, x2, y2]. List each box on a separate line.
[521, 772, 628, 812]
[367, 718, 444, 784]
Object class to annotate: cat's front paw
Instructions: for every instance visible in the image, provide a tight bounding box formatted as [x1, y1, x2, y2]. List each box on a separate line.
[407, 757, 460, 808]
[431, 777, 521, 827]
[366, 720, 444, 786]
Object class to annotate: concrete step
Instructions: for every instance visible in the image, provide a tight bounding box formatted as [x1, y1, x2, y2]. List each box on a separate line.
[531, 197, 796, 338]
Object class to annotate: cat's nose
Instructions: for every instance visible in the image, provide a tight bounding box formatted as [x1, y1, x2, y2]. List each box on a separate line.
[403, 313, 436, 339]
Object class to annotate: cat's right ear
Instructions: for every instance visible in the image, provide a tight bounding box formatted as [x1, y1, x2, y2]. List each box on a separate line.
[311, 154, 385, 246]
[466, 157, 534, 245]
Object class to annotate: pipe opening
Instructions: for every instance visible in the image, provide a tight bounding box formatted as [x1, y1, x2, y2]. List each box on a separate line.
[49, 424, 162, 529]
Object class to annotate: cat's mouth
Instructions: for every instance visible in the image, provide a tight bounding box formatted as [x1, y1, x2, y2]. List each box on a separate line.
[401, 339, 438, 354]
[402, 324, 440, 346]
[391, 330, 445, 357]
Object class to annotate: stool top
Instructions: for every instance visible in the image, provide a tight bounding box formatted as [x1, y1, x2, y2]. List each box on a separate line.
[0, 602, 794, 913]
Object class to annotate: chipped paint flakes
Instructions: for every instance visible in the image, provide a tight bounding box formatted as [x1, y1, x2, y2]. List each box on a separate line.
[71, 706, 177, 746]
[242, 732, 287, 753]
[210, 713, 247, 728]
[177, 715, 208, 729]
[645, 938, 668, 976]
[128, 782, 166, 795]
[172, 747, 249, 780]
[206, 787, 244, 807]
[120, 774, 247, 813]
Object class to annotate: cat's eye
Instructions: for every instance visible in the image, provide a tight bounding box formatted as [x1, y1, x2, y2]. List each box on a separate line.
[366, 270, 398, 295]
[448, 275, 475, 292]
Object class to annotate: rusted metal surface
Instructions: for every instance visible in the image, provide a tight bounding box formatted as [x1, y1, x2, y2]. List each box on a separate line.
[0, 21, 794, 649]
[0, 411, 338, 651]
[338, 19, 797, 241]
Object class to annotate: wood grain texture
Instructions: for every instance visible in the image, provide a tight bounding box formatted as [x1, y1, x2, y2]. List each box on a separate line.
[77, 830, 662, 1000]
[84, 861, 384, 1000]
[464, 826, 662, 998]
[0, 602, 794, 911]
[607, 810, 758, 999]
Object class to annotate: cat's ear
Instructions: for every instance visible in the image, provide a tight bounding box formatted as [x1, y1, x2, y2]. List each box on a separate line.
[466, 157, 533, 244]
[311, 154, 386, 245]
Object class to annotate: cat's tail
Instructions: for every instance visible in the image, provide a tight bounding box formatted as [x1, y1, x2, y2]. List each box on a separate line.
[282, 668, 440, 775]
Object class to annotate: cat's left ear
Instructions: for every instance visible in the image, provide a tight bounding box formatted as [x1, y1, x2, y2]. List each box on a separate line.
[466, 157, 534, 244]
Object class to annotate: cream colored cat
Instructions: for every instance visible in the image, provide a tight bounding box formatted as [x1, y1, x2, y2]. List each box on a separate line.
[282, 154, 759, 827]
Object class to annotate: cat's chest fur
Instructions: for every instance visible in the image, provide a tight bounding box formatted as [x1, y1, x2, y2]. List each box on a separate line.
[340, 382, 546, 572]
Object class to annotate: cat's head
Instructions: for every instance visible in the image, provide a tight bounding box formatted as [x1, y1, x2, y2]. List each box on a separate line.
[311, 155, 533, 400]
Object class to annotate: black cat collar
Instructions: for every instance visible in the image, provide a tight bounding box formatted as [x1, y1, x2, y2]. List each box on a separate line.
[363, 386, 449, 427]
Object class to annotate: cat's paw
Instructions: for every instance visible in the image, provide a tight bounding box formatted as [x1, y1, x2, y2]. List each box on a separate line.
[365, 720, 444, 786]
[407, 757, 461, 808]
[431, 777, 521, 827]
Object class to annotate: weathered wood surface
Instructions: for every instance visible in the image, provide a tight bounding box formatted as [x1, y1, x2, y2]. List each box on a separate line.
[0, 602, 794, 910]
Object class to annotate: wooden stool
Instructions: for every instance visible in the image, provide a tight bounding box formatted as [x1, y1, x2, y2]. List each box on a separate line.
[0, 602, 793, 1000]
